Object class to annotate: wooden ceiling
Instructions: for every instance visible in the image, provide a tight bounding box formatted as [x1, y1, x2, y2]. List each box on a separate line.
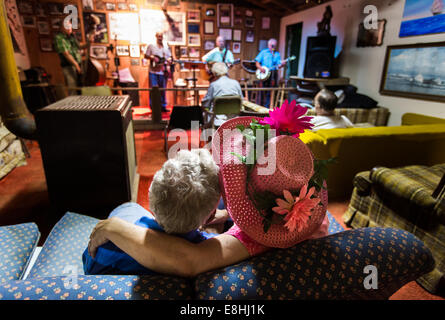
[185, 0, 332, 17]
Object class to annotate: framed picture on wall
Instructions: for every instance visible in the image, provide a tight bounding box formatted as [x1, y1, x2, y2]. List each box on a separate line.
[189, 47, 200, 58]
[217, 3, 233, 27]
[188, 34, 201, 46]
[357, 19, 386, 47]
[380, 42, 445, 103]
[246, 30, 254, 43]
[83, 12, 109, 43]
[50, 17, 62, 30]
[188, 23, 200, 34]
[118, 3, 128, 10]
[82, 0, 94, 11]
[95, 0, 106, 10]
[129, 45, 140, 58]
[233, 42, 241, 54]
[131, 58, 140, 66]
[400, 0, 445, 37]
[37, 21, 50, 35]
[187, 10, 200, 22]
[180, 46, 188, 58]
[204, 20, 215, 34]
[245, 17, 255, 28]
[21, 16, 36, 28]
[105, 2, 116, 11]
[40, 38, 53, 52]
[35, 2, 47, 17]
[245, 9, 253, 17]
[204, 40, 215, 51]
[128, 3, 138, 11]
[261, 17, 270, 29]
[90, 45, 108, 59]
[233, 29, 242, 42]
[47, 2, 64, 15]
[16, 0, 34, 15]
[116, 45, 129, 56]
[234, 17, 242, 26]
[219, 28, 232, 41]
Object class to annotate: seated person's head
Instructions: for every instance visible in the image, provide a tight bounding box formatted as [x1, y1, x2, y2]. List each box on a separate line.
[211, 62, 228, 78]
[148, 149, 220, 234]
[314, 89, 338, 115]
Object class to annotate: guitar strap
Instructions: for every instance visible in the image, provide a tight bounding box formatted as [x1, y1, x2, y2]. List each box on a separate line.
[222, 43, 228, 63]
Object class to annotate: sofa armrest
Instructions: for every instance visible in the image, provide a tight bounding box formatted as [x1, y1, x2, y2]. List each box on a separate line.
[352, 171, 373, 195]
[0, 274, 193, 300]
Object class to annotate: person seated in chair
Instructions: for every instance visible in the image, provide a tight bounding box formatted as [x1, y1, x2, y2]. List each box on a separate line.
[310, 89, 354, 131]
[201, 62, 243, 127]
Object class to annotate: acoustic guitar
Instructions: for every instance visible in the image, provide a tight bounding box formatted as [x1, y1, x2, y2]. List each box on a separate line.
[255, 55, 296, 81]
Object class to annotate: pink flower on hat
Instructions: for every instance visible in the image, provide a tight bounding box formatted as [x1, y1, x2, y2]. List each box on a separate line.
[260, 100, 313, 138]
[272, 185, 320, 232]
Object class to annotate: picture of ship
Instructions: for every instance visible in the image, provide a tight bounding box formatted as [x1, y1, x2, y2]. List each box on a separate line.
[431, 0, 444, 15]
[400, 0, 445, 37]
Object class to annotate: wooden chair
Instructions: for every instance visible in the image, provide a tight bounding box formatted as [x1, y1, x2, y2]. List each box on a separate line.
[202, 95, 242, 129]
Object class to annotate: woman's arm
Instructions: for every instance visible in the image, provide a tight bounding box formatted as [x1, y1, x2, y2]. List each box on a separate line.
[88, 217, 249, 278]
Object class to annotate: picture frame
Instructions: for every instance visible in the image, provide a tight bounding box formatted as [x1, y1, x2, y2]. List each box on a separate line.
[234, 17, 242, 26]
[16, 0, 34, 15]
[95, 0, 106, 11]
[357, 19, 386, 47]
[261, 17, 270, 30]
[259, 39, 268, 51]
[84, 12, 109, 43]
[39, 38, 53, 52]
[35, 2, 47, 17]
[245, 9, 253, 17]
[188, 47, 200, 58]
[188, 34, 201, 46]
[217, 3, 233, 27]
[188, 23, 200, 34]
[219, 28, 232, 41]
[246, 30, 254, 43]
[90, 45, 108, 59]
[179, 46, 188, 58]
[82, 0, 94, 11]
[129, 45, 140, 58]
[205, 9, 215, 17]
[116, 45, 129, 56]
[379, 42, 445, 103]
[105, 2, 116, 11]
[187, 9, 200, 22]
[21, 16, 36, 28]
[50, 17, 62, 30]
[131, 58, 140, 66]
[204, 20, 215, 35]
[118, 3, 128, 11]
[245, 17, 255, 28]
[47, 2, 64, 15]
[233, 29, 242, 42]
[400, 0, 445, 37]
[37, 21, 50, 35]
[204, 40, 215, 51]
[128, 3, 138, 11]
[232, 42, 241, 54]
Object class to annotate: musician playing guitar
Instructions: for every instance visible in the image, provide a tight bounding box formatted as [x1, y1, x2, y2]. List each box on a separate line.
[144, 32, 172, 112]
[202, 36, 235, 81]
[255, 38, 286, 108]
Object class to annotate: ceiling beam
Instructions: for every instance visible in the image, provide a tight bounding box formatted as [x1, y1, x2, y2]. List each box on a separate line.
[261, 0, 295, 14]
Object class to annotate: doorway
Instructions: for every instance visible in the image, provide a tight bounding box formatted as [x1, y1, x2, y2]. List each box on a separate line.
[284, 22, 303, 79]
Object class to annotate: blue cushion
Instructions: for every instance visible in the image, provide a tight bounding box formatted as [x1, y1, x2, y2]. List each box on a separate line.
[194, 227, 435, 300]
[28, 212, 99, 278]
[0, 223, 40, 283]
[0, 275, 193, 300]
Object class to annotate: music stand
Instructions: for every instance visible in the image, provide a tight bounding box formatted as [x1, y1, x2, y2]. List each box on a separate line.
[182, 60, 205, 105]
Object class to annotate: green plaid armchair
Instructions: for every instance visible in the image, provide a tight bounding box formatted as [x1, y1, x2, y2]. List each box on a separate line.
[344, 163, 445, 295]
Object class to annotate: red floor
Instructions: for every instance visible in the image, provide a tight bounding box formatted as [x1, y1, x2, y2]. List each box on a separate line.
[0, 128, 443, 300]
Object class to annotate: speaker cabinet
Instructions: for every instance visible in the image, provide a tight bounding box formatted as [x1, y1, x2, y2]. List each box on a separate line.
[304, 36, 337, 78]
[35, 95, 139, 217]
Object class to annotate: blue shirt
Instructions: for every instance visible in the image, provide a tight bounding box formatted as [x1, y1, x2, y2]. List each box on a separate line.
[255, 49, 282, 71]
[82, 216, 217, 275]
[202, 47, 235, 64]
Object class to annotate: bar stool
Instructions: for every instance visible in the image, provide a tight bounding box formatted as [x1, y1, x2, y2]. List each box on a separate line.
[173, 78, 187, 105]
[186, 76, 198, 106]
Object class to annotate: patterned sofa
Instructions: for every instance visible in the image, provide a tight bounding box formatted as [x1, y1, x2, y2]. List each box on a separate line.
[0, 210, 435, 300]
[344, 163, 445, 295]
[306, 107, 390, 126]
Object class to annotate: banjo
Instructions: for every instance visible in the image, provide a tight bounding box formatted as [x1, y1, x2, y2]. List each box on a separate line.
[255, 55, 297, 80]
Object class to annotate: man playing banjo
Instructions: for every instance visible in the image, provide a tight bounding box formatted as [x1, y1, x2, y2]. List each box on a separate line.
[255, 38, 286, 108]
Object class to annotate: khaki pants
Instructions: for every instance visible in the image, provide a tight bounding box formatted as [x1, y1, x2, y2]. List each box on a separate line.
[62, 65, 79, 96]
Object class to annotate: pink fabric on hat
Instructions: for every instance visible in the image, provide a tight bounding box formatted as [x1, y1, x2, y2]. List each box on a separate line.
[212, 117, 328, 248]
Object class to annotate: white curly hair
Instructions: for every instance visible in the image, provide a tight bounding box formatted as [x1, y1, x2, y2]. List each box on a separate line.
[211, 62, 228, 78]
[148, 149, 220, 234]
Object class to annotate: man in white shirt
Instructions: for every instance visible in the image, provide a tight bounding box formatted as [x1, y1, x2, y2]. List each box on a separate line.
[310, 89, 354, 131]
[145, 32, 172, 112]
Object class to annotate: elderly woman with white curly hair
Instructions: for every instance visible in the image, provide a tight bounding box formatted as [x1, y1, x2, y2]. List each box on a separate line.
[83, 148, 227, 275]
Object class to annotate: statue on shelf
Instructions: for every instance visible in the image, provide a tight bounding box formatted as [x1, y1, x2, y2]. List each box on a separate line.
[317, 5, 333, 36]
